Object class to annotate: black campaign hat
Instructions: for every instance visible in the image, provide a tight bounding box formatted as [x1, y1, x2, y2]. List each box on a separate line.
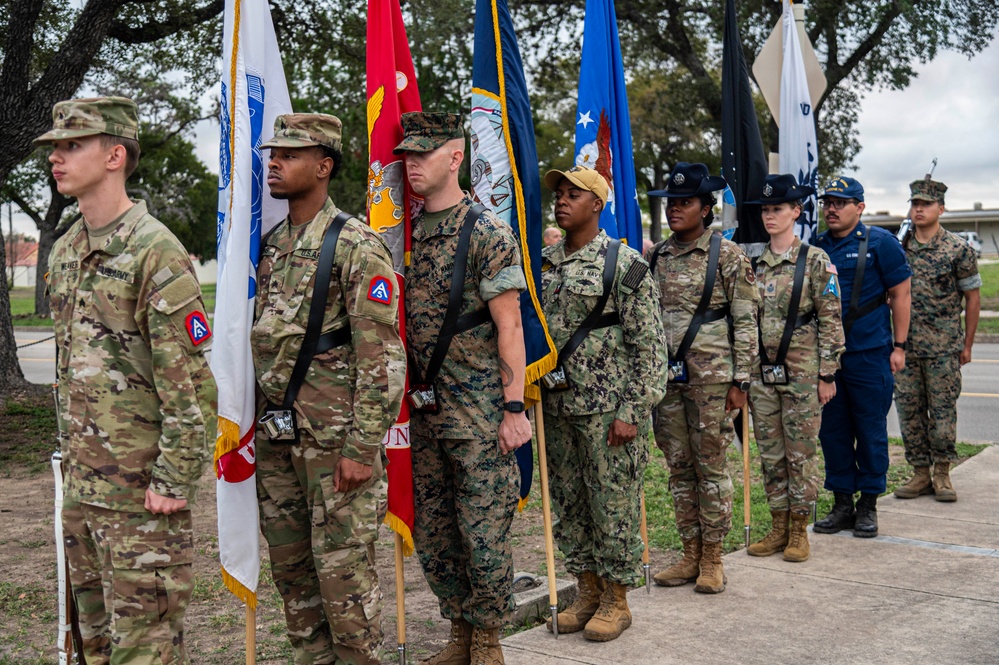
[746, 173, 815, 205]
[648, 162, 728, 198]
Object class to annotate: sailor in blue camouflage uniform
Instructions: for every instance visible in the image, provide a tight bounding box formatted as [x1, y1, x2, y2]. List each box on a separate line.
[813, 177, 912, 539]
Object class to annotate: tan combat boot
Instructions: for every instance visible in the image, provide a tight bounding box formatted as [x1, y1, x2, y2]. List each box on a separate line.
[583, 581, 632, 642]
[783, 513, 811, 562]
[420, 619, 473, 665]
[932, 462, 958, 502]
[694, 541, 726, 594]
[653, 536, 701, 586]
[894, 466, 933, 499]
[546, 571, 604, 633]
[747, 509, 789, 557]
[468, 626, 504, 665]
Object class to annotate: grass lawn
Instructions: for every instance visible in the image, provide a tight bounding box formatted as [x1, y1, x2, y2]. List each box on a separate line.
[979, 262, 999, 310]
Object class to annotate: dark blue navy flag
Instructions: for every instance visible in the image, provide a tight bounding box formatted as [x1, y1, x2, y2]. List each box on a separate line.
[471, 0, 557, 510]
[574, 0, 643, 249]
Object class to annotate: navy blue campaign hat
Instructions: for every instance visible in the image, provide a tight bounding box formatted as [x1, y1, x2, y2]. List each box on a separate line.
[820, 176, 865, 202]
[747, 173, 815, 205]
[648, 162, 728, 198]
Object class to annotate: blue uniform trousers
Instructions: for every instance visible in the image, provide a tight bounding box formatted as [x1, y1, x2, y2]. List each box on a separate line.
[819, 345, 894, 494]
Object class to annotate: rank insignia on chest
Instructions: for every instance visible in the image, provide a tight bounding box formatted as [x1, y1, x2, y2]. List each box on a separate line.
[822, 275, 840, 298]
[368, 276, 393, 304]
[186, 311, 213, 345]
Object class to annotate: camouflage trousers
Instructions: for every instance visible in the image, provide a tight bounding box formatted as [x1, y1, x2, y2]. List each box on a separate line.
[411, 434, 519, 629]
[256, 429, 387, 665]
[748, 378, 820, 515]
[545, 409, 648, 587]
[653, 382, 733, 544]
[61, 497, 194, 665]
[894, 354, 961, 467]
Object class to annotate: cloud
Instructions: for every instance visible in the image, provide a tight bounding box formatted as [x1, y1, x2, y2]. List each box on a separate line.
[854, 37, 999, 214]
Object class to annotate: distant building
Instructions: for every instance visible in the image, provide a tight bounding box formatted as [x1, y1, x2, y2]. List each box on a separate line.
[865, 204, 999, 256]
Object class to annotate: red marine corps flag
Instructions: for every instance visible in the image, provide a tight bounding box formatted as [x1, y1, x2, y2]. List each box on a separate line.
[366, 0, 421, 558]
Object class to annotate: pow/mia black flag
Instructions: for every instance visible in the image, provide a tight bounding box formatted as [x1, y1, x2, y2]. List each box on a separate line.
[721, 0, 769, 248]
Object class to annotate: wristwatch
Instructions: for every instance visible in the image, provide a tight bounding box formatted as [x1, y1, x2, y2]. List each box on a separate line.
[819, 374, 836, 384]
[503, 400, 526, 413]
[893, 340, 908, 351]
[732, 380, 751, 392]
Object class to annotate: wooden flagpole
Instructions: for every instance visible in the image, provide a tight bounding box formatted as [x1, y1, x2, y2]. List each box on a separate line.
[531, 404, 560, 637]
[742, 404, 752, 548]
[246, 604, 256, 665]
[395, 533, 407, 664]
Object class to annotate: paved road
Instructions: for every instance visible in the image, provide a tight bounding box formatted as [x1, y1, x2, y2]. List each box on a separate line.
[15, 331, 999, 443]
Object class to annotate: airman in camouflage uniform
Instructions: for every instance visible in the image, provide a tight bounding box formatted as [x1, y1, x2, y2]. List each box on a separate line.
[540, 166, 668, 642]
[253, 114, 405, 665]
[41, 97, 217, 664]
[894, 177, 981, 502]
[646, 163, 759, 594]
[397, 112, 533, 665]
[744, 174, 845, 563]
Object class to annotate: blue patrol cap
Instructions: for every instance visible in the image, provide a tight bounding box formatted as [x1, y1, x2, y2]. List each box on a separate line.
[820, 177, 864, 202]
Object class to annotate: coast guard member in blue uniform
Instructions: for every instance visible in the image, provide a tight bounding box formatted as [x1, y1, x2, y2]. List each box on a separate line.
[813, 177, 911, 538]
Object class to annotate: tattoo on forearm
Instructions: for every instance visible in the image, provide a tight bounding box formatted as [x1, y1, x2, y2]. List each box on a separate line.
[499, 357, 514, 387]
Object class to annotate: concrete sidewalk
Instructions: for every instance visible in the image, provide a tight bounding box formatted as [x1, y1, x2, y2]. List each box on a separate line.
[503, 446, 999, 665]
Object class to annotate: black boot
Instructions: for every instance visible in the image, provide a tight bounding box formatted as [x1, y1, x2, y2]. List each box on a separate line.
[853, 493, 879, 538]
[813, 492, 855, 534]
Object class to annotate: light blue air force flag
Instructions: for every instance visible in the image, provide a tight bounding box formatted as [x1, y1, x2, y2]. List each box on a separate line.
[573, 0, 643, 249]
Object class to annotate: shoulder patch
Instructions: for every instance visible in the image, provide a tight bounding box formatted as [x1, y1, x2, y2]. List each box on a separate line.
[825, 262, 838, 275]
[822, 275, 840, 298]
[745, 266, 756, 284]
[185, 311, 212, 346]
[368, 276, 393, 304]
[621, 260, 649, 290]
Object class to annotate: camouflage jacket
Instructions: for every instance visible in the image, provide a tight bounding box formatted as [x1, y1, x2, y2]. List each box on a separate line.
[47, 201, 217, 511]
[903, 227, 981, 357]
[252, 198, 405, 465]
[541, 231, 668, 423]
[650, 230, 759, 384]
[755, 238, 845, 381]
[406, 195, 527, 439]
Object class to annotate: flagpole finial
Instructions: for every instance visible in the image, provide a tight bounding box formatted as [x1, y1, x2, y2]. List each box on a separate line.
[925, 157, 938, 180]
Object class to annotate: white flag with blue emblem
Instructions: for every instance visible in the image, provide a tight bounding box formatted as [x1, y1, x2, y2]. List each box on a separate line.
[778, 0, 819, 242]
[213, 0, 292, 608]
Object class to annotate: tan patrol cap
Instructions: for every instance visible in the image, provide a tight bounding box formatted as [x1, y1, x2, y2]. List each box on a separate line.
[33, 97, 139, 146]
[543, 165, 609, 206]
[260, 113, 343, 152]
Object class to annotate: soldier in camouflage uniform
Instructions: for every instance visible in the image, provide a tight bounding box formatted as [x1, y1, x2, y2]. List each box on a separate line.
[744, 174, 845, 563]
[539, 166, 668, 642]
[252, 114, 405, 665]
[646, 163, 759, 594]
[396, 112, 532, 665]
[41, 97, 217, 664]
[893, 177, 980, 502]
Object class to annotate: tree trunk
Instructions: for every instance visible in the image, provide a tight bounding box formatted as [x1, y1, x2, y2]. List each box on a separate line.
[0, 165, 27, 392]
[33, 183, 72, 317]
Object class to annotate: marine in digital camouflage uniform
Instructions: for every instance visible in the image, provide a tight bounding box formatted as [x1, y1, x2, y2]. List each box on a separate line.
[743, 175, 845, 563]
[893, 177, 980, 503]
[397, 112, 532, 665]
[540, 166, 668, 642]
[252, 114, 405, 665]
[646, 163, 759, 594]
[41, 97, 217, 665]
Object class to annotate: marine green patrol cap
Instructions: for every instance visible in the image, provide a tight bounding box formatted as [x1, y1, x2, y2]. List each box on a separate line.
[33, 97, 139, 146]
[260, 113, 342, 152]
[393, 112, 465, 154]
[909, 178, 947, 204]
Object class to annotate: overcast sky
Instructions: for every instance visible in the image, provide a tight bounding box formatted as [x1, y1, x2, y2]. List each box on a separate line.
[7, 33, 998, 240]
